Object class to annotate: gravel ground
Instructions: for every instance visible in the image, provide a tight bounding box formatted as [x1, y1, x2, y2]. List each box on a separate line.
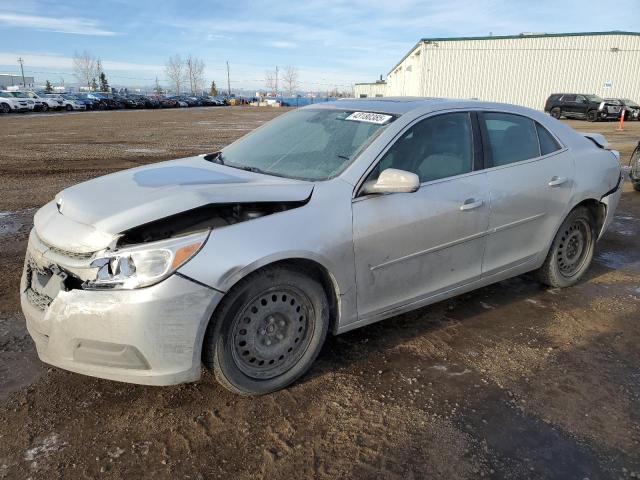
[0, 107, 639, 479]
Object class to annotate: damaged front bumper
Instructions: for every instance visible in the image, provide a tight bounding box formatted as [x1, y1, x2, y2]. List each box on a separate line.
[20, 229, 222, 386]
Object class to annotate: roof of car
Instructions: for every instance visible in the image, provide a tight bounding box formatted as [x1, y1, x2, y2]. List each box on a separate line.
[308, 97, 453, 115]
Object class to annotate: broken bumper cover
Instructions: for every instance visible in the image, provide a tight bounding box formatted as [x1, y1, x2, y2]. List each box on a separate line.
[598, 173, 624, 240]
[21, 267, 222, 386]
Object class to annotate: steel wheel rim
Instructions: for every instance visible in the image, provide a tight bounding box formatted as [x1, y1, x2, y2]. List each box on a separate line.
[230, 286, 314, 380]
[557, 218, 591, 277]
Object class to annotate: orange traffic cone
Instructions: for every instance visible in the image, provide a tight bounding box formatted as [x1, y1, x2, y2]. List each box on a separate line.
[618, 109, 625, 131]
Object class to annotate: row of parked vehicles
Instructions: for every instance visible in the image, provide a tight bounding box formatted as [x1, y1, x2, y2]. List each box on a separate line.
[544, 93, 640, 122]
[0, 90, 230, 114]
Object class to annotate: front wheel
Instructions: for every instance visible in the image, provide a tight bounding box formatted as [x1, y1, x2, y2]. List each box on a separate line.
[65, 104, 73, 111]
[41, 104, 49, 112]
[0, 103, 9, 114]
[534, 206, 596, 288]
[550, 107, 561, 119]
[204, 265, 329, 395]
[587, 110, 598, 122]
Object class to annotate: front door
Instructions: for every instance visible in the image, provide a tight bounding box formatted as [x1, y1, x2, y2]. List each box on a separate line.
[352, 112, 490, 321]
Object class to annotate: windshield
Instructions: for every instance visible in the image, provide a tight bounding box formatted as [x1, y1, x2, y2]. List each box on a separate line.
[585, 95, 603, 102]
[0, 92, 12, 98]
[624, 99, 639, 107]
[220, 108, 394, 181]
[11, 92, 28, 98]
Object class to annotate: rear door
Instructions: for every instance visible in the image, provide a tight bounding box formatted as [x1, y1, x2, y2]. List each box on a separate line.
[480, 112, 574, 275]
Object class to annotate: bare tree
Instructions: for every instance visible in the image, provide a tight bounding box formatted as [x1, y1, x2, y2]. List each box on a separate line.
[264, 69, 276, 95]
[165, 55, 185, 94]
[282, 66, 300, 96]
[72, 51, 97, 89]
[185, 55, 205, 95]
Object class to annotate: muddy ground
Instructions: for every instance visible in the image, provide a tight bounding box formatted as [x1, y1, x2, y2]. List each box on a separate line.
[0, 107, 639, 479]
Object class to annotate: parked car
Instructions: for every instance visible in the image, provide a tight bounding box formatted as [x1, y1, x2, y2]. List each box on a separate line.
[58, 94, 86, 111]
[84, 93, 119, 110]
[604, 98, 640, 121]
[16, 91, 49, 111]
[168, 95, 189, 107]
[128, 94, 160, 109]
[112, 94, 138, 109]
[629, 141, 640, 191]
[8, 91, 37, 111]
[41, 93, 66, 111]
[156, 96, 179, 108]
[0, 91, 29, 113]
[544, 94, 620, 122]
[62, 93, 95, 110]
[20, 99, 622, 394]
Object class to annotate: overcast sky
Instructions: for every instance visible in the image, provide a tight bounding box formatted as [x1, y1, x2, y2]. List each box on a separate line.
[0, 0, 639, 91]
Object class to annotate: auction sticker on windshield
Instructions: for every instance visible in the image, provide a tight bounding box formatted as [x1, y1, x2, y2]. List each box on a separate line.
[345, 112, 393, 124]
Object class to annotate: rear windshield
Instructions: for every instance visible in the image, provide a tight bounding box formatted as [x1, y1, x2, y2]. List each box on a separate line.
[221, 108, 394, 181]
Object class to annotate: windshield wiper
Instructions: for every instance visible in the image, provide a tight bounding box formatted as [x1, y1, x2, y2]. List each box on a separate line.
[203, 151, 224, 165]
[227, 164, 269, 175]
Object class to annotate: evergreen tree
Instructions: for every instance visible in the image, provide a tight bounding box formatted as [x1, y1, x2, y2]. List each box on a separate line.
[99, 72, 109, 92]
[44, 80, 53, 93]
[90, 77, 98, 91]
[209, 80, 218, 96]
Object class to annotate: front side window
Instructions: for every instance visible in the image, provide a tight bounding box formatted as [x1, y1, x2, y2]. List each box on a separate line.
[368, 112, 474, 184]
[482, 112, 540, 166]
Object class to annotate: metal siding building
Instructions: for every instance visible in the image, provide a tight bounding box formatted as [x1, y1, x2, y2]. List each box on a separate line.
[358, 32, 640, 110]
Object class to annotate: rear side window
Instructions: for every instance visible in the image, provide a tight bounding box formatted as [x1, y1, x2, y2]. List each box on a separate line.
[482, 112, 539, 166]
[536, 123, 561, 155]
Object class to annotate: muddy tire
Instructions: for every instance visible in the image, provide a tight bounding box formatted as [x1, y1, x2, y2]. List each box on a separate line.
[550, 107, 561, 119]
[203, 265, 329, 395]
[534, 206, 596, 288]
[587, 110, 598, 122]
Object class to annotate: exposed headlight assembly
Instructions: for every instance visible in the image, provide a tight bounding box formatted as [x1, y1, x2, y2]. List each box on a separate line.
[85, 230, 209, 290]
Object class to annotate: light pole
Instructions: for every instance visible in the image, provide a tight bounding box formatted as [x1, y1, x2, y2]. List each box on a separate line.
[17, 57, 26, 87]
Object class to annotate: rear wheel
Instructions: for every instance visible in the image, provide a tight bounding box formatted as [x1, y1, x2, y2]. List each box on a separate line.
[587, 110, 598, 122]
[534, 206, 596, 288]
[550, 107, 561, 119]
[204, 265, 330, 395]
[41, 103, 48, 112]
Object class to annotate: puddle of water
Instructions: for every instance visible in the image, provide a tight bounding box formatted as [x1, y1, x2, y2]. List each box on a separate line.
[0, 212, 22, 236]
[596, 251, 631, 269]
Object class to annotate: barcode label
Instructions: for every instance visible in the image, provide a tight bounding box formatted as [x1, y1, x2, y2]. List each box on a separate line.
[345, 112, 393, 124]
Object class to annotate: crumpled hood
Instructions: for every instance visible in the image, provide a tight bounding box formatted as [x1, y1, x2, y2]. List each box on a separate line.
[38, 155, 313, 251]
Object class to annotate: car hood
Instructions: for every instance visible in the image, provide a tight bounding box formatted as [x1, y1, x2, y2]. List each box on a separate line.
[38, 155, 313, 251]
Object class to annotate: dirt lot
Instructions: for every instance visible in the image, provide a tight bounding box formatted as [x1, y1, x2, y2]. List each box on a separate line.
[0, 107, 639, 479]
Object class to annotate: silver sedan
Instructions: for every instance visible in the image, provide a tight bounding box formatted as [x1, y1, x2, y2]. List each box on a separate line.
[20, 98, 623, 394]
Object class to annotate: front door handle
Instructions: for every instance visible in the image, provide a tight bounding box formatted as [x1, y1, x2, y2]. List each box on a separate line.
[548, 176, 568, 187]
[460, 198, 483, 211]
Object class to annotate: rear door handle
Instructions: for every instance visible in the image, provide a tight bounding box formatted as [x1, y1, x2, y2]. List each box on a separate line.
[548, 176, 568, 187]
[460, 198, 483, 211]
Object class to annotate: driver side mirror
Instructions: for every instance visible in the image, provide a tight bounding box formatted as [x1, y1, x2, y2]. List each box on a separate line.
[361, 168, 420, 195]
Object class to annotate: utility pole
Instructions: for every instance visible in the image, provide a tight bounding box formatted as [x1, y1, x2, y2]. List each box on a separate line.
[226, 61, 231, 97]
[275, 65, 278, 98]
[17, 57, 26, 87]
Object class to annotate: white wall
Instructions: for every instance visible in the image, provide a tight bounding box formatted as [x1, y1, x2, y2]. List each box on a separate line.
[385, 33, 640, 110]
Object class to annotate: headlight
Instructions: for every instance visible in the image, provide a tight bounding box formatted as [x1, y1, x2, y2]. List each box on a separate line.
[85, 231, 209, 290]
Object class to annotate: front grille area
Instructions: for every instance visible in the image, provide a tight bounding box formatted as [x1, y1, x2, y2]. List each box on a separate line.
[25, 258, 54, 311]
[47, 245, 94, 261]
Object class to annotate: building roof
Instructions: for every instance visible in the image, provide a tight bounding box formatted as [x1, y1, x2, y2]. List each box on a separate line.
[387, 30, 640, 75]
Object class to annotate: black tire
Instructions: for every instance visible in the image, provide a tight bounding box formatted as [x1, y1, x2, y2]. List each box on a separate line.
[65, 104, 73, 111]
[41, 103, 48, 112]
[0, 102, 10, 114]
[534, 206, 596, 288]
[587, 110, 598, 122]
[204, 265, 330, 395]
[550, 107, 561, 119]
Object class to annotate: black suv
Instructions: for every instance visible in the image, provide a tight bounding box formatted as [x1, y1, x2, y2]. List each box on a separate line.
[544, 94, 619, 122]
